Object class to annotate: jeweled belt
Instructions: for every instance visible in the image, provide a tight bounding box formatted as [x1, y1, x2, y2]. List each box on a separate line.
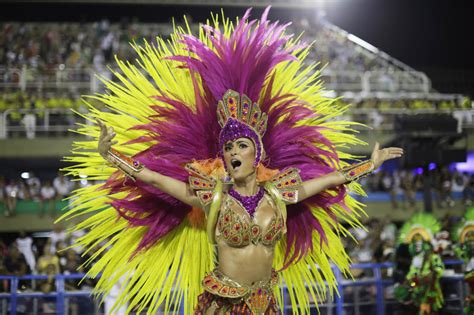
[202, 268, 279, 314]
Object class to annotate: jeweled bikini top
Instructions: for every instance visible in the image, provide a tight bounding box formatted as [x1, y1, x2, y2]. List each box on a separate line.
[185, 164, 302, 244]
[216, 191, 284, 247]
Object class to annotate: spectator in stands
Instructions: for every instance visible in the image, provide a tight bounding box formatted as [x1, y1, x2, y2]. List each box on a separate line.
[0, 238, 9, 291]
[28, 179, 41, 201]
[69, 227, 86, 254]
[49, 224, 67, 253]
[464, 173, 474, 206]
[413, 171, 423, 193]
[4, 179, 19, 216]
[390, 170, 402, 209]
[21, 108, 36, 139]
[62, 249, 83, 276]
[0, 238, 7, 257]
[53, 171, 73, 200]
[4, 244, 30, 290]
[432, 167, 444, 208]
[392, 242, 413, 312]
[348, 225, 372, 278]
[452, 171, 469, 205]
[0, 176, 5, 214]
[39, 262, 58, 314]
[25, 171, 41, 189]
[62, 249, 82, 315]
[400, 170, 416, 210]
[440, 166, 454, 208]
[368, 169, 382, 192]
[17, 180, 30, 201]
[380, 171, 392, 192]
[380, 219, 397, 243]
[56, 240, 67, 268]
[368, 108, 384, 130]
[0, 249, 8, 292]
[40, 179, 56, 217]
[37, 243, 59, 275]
[16, 230, 36, 273]
[104, 275, 129, 315]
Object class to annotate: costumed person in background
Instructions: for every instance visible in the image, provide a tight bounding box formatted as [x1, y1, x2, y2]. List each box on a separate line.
[452, 207, 474, 314]
[58, 7, 402, 314]
[395, 213, 445, 315]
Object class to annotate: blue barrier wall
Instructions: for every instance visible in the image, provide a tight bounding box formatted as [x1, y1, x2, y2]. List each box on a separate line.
[0, 261, 469, 315]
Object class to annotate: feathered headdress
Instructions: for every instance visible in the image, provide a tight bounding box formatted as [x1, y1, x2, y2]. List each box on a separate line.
[452, 207, 474, 244]
[59, 7, 366, 314]
[398, 213, 441, 245]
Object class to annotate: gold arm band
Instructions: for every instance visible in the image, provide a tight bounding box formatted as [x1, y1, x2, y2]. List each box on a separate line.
[340, 159, 374, 183]
[106, 148, 144, 181]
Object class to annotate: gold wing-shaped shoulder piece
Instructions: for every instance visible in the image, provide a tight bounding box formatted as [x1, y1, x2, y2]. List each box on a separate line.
[268, 168, 302, 204]
[185, 163, 218, 207]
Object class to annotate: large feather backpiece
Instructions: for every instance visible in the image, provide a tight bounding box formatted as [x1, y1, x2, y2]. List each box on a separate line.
[59, 7, 367, 314]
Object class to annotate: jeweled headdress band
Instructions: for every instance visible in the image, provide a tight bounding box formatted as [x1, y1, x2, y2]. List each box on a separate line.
[217, 89, 268, 166]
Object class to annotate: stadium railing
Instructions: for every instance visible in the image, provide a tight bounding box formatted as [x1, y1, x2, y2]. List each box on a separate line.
[2, 107, 473, 139]
[0, 261, 467, 315]
[0, 66, 435, 95]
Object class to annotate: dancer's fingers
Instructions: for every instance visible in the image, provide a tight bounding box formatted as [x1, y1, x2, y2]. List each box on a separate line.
[104, 131, 116, 143]
[373, 142, 380, 152]
[97, 119, 105, 138]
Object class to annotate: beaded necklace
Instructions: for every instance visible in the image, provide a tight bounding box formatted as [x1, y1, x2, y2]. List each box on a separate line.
[228, 186, 264, 218]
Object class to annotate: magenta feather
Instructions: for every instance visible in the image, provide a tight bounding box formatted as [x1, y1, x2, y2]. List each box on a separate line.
[103, 8, 349, 267]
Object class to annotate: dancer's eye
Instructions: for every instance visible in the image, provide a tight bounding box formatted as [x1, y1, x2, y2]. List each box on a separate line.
[239, 143, 248, 149]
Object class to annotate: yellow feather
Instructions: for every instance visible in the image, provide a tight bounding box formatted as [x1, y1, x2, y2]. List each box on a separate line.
[58, 9, 368, 314]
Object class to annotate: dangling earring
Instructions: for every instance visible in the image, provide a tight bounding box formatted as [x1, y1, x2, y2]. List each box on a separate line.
[223, 170, 234, 184]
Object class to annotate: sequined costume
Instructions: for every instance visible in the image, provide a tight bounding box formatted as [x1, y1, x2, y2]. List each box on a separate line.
[188, 162, 299, 313]
[59, 7, 370, 314]
[453, 208, 474, 314]
[395, 213, 444, 315]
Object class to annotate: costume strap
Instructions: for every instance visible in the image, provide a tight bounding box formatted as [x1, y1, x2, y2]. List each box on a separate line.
[106, 148, 143, 181]
[340, 159, 374, 183]
[185, 164, 223, 244]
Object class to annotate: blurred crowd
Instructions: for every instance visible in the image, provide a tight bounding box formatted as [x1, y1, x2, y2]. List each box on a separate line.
[344, 214, 460, 271]
[340, 213, 466, 314]
[1, 91, 469, 113]
[1, 90, 471, 139]
[361, 166, 474, 210]
[0, 172, 95, 217]
[0, 213, 468, 313]
[0, 17, 376, 77]
[0, 225, 103, 314]
[0, 19, 180, 73]
[2, 166, 473, 217]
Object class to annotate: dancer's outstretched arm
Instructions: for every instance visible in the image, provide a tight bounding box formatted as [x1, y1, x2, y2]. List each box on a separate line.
[297, 143, 403, 202]
[97, 120, 202, 209]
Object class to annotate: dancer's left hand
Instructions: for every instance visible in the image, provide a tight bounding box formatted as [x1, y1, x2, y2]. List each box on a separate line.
[371, 142, 404, 169]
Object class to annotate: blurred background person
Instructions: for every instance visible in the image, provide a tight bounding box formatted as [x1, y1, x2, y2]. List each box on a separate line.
[39, 179, 56, 217]
[15, 230, 36, 274]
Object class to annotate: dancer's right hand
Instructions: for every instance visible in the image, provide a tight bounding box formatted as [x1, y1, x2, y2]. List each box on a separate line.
[97, 119, 118, 159]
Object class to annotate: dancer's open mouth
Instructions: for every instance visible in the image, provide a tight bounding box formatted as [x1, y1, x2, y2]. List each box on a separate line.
[231, 159, 242, 170]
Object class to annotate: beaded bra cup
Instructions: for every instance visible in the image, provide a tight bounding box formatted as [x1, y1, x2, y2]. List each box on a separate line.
[185, 164, 302, 245]
[216, 192, 284, 247]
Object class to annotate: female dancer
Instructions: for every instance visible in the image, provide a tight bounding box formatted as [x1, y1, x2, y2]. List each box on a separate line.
[62, 7, 402, 314]
[97, 98, 401, 314]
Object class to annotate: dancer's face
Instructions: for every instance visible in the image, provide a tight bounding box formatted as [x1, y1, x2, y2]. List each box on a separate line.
[223, 137, 256, 181]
